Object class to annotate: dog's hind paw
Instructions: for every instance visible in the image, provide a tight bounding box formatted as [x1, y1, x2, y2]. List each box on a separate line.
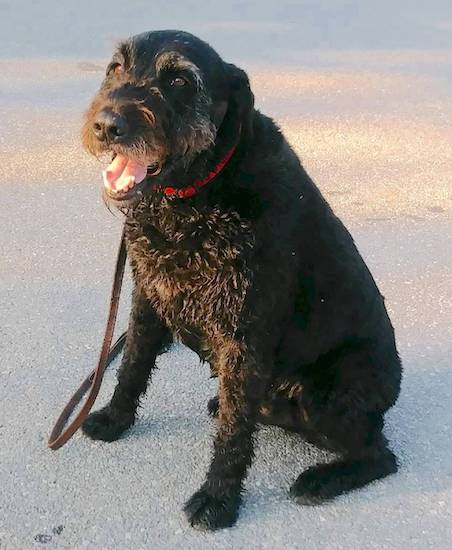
[82, 406, 134, 442]
[290, 452, 398, 505]
[207, 395, 219, 417]
[183, 484, 241, 531]
[290, 469, 333, 506]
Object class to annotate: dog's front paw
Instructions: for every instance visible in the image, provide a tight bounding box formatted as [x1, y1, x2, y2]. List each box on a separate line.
[82, 406, 134, 442]
[183, 484, 241, 531]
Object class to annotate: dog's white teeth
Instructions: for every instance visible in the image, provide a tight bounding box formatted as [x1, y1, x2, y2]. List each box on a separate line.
[126, 176, 136, 191]
[106, 176, 137, 194]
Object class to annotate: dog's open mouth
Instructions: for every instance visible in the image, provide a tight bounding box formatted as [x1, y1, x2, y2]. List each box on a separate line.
[102, 154, 161, 199]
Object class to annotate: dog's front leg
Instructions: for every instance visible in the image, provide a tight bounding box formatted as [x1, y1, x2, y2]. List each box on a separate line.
[184, 339, 264, 530]
[82, 287, 171, 442]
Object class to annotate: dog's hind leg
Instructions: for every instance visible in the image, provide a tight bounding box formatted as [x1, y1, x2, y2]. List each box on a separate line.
[290, 412, 397, 505]
[289, 347, 400, 504]
[82, 288, 171, 442]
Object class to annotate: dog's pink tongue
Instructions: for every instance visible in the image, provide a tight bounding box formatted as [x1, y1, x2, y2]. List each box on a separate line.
[102, 155, 147, 192]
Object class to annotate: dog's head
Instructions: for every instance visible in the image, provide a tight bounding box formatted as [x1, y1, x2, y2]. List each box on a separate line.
[82, 30, 254, 207]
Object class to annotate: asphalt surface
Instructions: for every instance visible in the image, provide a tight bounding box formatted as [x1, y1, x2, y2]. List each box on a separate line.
[1, 1, 452, 548]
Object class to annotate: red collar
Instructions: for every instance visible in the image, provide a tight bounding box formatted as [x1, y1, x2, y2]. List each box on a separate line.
[151, 143, 238, 199]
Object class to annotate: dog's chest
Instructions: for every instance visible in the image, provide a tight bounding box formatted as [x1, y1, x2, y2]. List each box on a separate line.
[126, 200, 254, 341]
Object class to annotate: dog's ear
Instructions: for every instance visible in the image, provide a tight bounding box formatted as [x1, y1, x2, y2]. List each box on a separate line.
[225, 63, 255, 135]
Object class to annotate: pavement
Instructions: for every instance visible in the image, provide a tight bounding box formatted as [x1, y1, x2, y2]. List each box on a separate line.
[1, 1, 452, 548]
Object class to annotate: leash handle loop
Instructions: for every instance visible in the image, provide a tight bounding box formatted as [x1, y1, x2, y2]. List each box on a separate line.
[48, 226, 127, 450]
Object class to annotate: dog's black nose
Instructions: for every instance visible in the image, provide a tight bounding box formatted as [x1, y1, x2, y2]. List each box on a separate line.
[93, 109, 128, 142]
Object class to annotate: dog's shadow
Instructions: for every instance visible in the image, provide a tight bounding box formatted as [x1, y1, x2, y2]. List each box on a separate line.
[382, 362, 452, 495]
[130, 413, 210, 440]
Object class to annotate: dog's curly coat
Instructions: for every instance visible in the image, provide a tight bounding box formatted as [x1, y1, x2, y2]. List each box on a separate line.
[81, 30, 402, 530]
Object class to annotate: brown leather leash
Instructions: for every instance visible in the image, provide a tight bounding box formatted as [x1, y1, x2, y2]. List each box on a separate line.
[48, 226, 128, 450]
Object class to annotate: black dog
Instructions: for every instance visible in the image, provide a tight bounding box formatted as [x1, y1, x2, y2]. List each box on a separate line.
[81, 30, 402, 530]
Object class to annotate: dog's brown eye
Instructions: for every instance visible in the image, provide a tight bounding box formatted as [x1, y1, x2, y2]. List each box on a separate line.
[170, 76, 188, 87]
